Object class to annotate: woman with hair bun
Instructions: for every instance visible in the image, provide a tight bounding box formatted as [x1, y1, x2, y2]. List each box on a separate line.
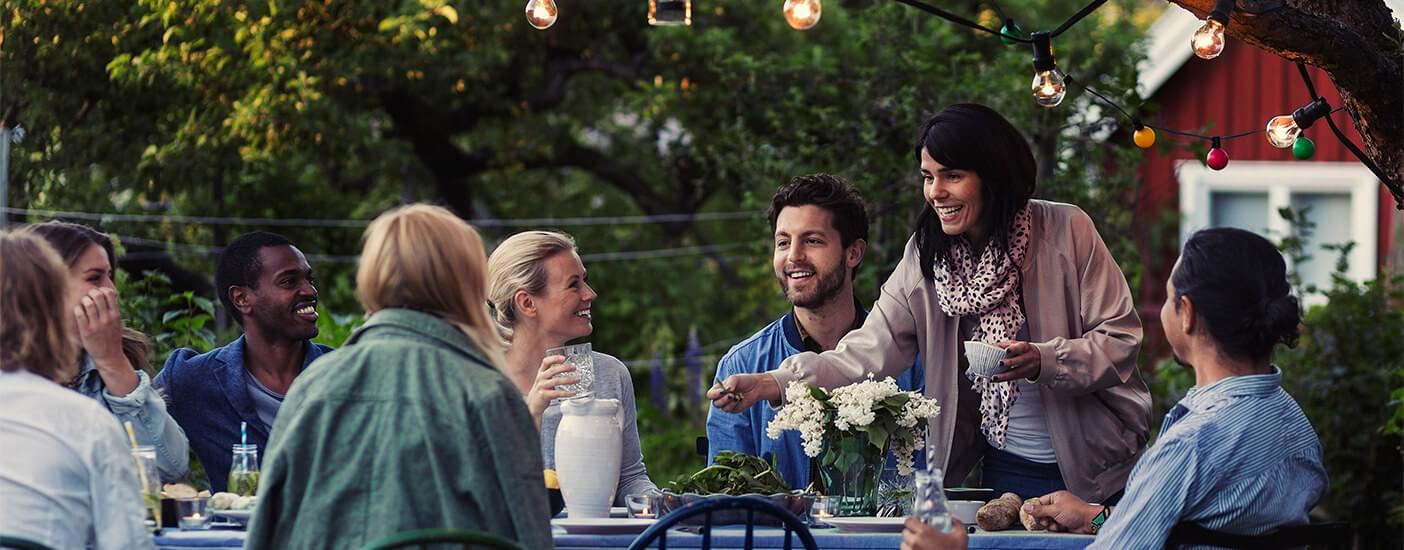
[1019, 227, 1326, 548]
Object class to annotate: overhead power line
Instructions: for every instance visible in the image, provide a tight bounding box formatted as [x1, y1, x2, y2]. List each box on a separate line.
[2, 206, 762, 228]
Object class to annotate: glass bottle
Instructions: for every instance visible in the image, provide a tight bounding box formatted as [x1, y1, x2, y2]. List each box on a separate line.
[913, 469, 955, 532]
[228, 444, 261, 496]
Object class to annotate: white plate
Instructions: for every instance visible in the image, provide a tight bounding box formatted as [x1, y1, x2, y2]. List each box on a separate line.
[826, 516, 907, 533]
[553, 518, 657, 534]
[210, 509, 252, 521]
[561, 506, 630, 518]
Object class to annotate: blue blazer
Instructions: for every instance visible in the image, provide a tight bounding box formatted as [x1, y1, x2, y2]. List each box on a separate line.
[153, 336, 333, 492]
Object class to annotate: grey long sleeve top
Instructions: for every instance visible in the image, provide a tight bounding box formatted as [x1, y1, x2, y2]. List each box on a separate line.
[540, 352, 658, 504]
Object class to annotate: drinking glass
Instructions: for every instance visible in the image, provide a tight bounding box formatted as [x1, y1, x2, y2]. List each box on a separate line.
[176, 497, 213, 530]
[545, 343, 594, 400]
[228, 444, 261, 497]
[130, 446, 161, 532]
[913, 469, 955, 533]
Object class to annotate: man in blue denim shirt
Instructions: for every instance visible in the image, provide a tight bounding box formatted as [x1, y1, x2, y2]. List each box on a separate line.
[706, 175, 923, 490]
[155, 232, 332, 492]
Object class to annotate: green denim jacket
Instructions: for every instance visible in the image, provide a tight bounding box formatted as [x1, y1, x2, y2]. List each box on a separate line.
[245, 308, 552, 549]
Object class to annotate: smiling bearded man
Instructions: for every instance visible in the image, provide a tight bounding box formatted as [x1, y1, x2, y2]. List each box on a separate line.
[705, 174, 926, 489]
[155, 231, 334, 492]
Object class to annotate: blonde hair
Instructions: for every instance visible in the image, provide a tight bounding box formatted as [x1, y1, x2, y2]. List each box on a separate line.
[356, 204, 506, 369]
[486, 230, 577, 341]
[0, 231, 80, 380]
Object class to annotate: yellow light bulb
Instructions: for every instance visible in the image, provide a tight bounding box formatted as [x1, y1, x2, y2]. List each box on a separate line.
[1133, 127, 1156, 149]
[1265, 115, 1300, 149]
[525, 0, 558, 30]
[1031, 70, 1066, 108]
[783, 0, 822, 30]
[1191, 19, 1225, 60]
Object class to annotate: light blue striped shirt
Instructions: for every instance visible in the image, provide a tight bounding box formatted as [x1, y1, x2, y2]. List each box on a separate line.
[1089, 366, 1326, 549]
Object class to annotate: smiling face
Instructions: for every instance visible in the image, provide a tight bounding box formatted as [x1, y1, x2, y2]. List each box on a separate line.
[70, 243, 116, 294]
[534, 251, 597, 343]
[772, 204, 856, 309]
[237, 245, 319, 341]
[921, 148, 986, 242]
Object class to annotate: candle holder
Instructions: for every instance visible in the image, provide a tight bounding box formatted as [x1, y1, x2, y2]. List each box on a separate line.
[809, 495, 834, 528]
[625, 493, 658, 519]
[176, 497, 213, 530]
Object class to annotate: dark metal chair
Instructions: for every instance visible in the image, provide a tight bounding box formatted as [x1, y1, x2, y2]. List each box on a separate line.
[363, 528, 524, 550]
[626, 495, 819, 550]
[1163, 521, 1351, 549]
[0, 536, 53, 550]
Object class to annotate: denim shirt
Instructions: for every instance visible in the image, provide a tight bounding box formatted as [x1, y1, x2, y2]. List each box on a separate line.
[70, 354, 190, 482]
[1089, 366, 1326, 549]
[706, 303, 925, 489]
[154, 336, 333, 492]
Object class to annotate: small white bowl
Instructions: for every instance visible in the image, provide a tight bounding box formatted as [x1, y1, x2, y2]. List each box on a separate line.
[948, 500, 984, 525]
[963, 341, 1009, 378]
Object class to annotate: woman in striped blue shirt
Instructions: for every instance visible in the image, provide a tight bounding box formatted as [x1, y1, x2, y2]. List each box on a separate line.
[1017, 227, 1326, 548]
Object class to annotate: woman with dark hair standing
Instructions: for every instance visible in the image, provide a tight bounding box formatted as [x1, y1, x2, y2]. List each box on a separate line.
[1019, 227, 1325, 547]
[23, 221, 190, 481]
[711, 104, 1150, 504]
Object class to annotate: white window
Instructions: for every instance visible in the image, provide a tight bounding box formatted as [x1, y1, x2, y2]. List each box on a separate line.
[1177, 160, 1379, 303]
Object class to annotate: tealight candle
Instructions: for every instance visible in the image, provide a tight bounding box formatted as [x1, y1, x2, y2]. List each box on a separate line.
[625, 493, 658, 519]
[176, 497, 213, 531]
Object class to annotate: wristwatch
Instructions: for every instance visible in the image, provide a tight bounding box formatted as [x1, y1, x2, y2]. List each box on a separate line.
[1089, 506, 1110, 535]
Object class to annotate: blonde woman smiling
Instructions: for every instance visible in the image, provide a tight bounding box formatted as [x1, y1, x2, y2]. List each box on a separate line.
[488, 230, 658, 505]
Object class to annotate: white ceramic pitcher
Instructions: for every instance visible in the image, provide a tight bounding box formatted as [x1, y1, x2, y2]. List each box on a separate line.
[555, 398, 623, 519]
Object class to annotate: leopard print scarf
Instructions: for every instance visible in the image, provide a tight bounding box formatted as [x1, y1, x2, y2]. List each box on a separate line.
[933, 206, 1033, 449]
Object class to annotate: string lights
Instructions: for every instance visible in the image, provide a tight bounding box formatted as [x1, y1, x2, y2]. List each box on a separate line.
[1191, 0, 1233, 60]
[524, 0, 558, 29]
[515, 0, 1402, 208]
[648, 0, 691, 26]
[783, 0, 823, 30]
[1029, 32, 1066, 107]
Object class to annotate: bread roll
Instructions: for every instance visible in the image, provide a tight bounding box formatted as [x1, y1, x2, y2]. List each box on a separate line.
[976, 492, 1022, 531]
[1020, 497, 1042, 531]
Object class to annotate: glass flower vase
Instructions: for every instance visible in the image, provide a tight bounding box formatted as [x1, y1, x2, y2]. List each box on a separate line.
[817, 430, 888, 517]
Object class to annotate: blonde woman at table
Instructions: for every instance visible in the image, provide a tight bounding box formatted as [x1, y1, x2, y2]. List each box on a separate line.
[488, 230, 658, 504]
[710, 103, 1151, 504]
[245, 204, 551, 549]
[0, 231, 154, 550]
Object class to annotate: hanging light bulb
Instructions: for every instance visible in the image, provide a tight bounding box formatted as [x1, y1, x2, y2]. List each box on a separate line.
[783, 0, 822, 30]
[1029, 32, 1066, 108]
[1133, 125, 1156, 149]
[999, 19, 1023, 45]
[1206, 137, 1229, 171]
[524, 0, 558, 29]
[1190, 0, 1233, 59]
[1265, 97, 1331, 148]
[648, 0, 691, 27]
[1292, 136, 1316, 160]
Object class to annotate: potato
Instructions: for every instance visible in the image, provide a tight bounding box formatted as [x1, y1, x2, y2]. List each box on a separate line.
[976, 492, 1023, 531]
[1019, 497, 1042, 531]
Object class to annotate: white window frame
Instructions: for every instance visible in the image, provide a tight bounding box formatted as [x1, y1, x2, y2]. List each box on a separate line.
[1176, 160, 1379, 295]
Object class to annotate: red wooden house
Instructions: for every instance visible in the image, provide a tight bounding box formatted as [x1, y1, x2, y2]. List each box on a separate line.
[1130, 4, 1399, 327]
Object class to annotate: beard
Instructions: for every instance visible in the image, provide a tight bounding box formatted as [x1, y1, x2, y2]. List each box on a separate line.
[777, 259, 848, 309]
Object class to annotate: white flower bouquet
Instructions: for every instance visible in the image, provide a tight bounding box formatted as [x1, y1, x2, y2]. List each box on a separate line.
[766, 375, 941, 477]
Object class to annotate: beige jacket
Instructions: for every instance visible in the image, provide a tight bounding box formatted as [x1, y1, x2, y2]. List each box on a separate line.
[772, 200, 1150, 502]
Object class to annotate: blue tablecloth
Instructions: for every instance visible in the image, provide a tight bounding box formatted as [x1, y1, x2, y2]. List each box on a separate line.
[154, 526, 1093, 549]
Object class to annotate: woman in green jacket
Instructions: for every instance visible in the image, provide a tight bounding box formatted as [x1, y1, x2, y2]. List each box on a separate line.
[246, 204, 552, 549]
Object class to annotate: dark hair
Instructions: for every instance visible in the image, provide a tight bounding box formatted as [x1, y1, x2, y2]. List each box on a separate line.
[1172, 227, 1301, 361]
[22, 221, 151, 372]
[912, 104, 1036, 279]
[217, 231, 296, 325]
[767, 173, 870, 278]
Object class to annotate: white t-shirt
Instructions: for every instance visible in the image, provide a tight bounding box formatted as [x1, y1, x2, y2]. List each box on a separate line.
[960, 315, 1056, 463]
[0, 369, 155, 550]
